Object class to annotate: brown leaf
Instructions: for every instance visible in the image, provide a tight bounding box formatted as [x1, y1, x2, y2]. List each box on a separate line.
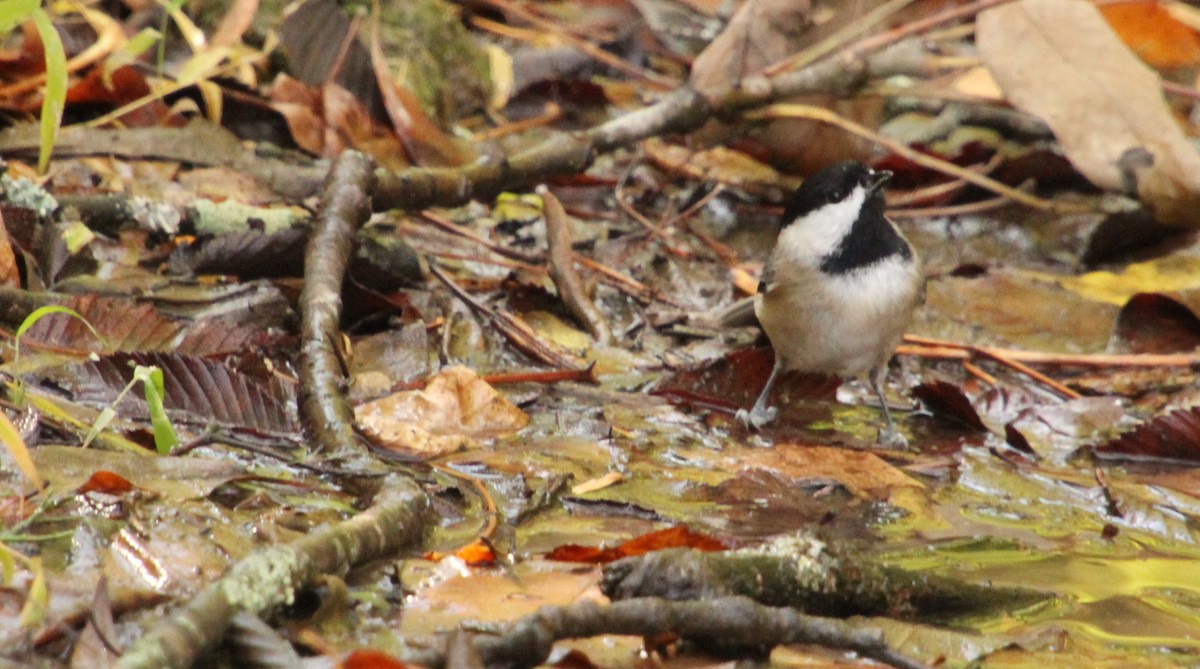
[22, 295, 183, 353]
[1111, 293, 1200, 354]
[210, 0, 260, 48]
[978, 0, 1200, 227]
[735, 445, 924, 502]
[46, 352, 301, 437]
[368, 19, 469, 167]
[64, 65, 170, 128]
[912, 380, 988, 432]
[0, 209, 20, 288]
[355, 366, 529, 457]
[1095, 407, 1200, 463]
[689, 0, 812, 97]
[267, 74, 408, 170]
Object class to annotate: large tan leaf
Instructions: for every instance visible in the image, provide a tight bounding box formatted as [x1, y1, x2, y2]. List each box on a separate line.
[977, 0, 1200, 227]
[355, 366, 528, 457]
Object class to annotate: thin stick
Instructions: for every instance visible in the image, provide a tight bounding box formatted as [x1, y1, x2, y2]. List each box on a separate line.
[474, 0, 676, 90]
[961, 360, 997, 385]
[755, 103, 1087, 213]
[900, 334, 1200, 367]
[420, 211, 543, 264]
[764, 0, 918, 76]
[848, 0, 1016, 58]
[433, 463, 499, 539]
[885, 153, 1004, 207]
[975, 347, 1082, 399]
[889, 193, 1014, 219]
[476, 103, 564, 140]
[429, 262, 591, 371]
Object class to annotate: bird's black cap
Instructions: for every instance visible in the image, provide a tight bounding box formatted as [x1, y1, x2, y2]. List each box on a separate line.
[779, 161, 912, 275]
[782, 160, 890, 223]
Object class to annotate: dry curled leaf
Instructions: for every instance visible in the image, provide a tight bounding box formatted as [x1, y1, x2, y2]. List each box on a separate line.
[354, 366, 529, 457]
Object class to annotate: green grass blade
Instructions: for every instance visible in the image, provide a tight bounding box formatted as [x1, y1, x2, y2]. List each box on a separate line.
[29, 8, 67, 175]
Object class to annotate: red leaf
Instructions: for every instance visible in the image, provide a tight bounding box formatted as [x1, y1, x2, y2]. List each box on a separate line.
[76, 470, 133, 495]
[341, 649, 409, 669]
[547, 525, 726, 564]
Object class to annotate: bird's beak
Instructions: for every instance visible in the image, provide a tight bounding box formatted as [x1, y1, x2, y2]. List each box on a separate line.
[866, 169, 893, 192]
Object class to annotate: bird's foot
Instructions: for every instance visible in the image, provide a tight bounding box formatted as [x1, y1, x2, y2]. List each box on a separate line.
[736, 406, 777, 431]
[877, 426, 909, 449]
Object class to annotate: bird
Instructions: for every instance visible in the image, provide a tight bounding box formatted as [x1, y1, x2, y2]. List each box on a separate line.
[731, 160, 925, 446]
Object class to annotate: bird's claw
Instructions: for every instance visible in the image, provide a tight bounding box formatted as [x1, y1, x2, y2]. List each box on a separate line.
[736, 406, 777, 431]
[877, 427, 908, 448]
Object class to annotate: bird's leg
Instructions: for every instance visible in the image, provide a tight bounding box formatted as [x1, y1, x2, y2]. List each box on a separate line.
[869, 364, 907, 447]
[737, 356, 783, 430]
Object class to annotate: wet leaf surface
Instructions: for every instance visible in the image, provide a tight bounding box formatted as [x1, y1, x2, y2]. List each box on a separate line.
[6, 1, 1200, 667]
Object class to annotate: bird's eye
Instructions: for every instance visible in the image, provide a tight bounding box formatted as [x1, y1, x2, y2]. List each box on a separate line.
[827, 187, 847, 203]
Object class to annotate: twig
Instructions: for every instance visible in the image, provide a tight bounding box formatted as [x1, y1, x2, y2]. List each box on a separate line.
[475, 0, 677, 90]
[428, 262, 593, 372]
[975, 347, 1081, 399]
[845, 0, 1017, 58]
[297, 151, 377, 455]
[371, 39, 949, 211]
[614, 159, 694, 258]
[961, 360, 998, 385]
[433, 463, 499, 539]
[656, 183, 743, 268]
[754, 104, 1084, 213]
[388, 365, 598, 392]
[885, 153, 1004, 207]
[888, 193, 1014, 219]
[763, 0, 918, 76]
[420, 211, 543, 264]
[900, 334, 1200, 367]
[476, 104, 565, 141]
[573, 256, 675, 306]
[408, 597, 929, 669]
[114, 475, 428, 669]
[539, 185, 612, 344]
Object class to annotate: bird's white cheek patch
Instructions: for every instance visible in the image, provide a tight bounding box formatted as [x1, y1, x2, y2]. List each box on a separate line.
[775, 187, 866, 262]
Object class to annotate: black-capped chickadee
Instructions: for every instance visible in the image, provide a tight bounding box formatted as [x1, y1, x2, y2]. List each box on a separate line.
[731, 160, 925, 446]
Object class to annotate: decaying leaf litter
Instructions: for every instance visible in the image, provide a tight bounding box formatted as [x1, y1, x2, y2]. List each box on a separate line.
[3, 0, 1200, 666]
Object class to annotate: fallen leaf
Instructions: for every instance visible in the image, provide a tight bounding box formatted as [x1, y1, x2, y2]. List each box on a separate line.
[342, 649, 409, 669]
[735, 445, 923, 502]
[1099, 1, 1200, 69]
[1095, 407, 1200, 463]
[76, 470, 134, 495]
[1110, 293, 1200, 353]
[689, 0, 812, 97]
[546, 525, 726, 563]
[355, 366, 529, 457]
[425, 538, 497, 567]
[0, 208, 18, 288]
[978, 0, 1200, 227]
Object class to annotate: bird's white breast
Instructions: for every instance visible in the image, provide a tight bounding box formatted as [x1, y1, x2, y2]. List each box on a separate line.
[755, 242, 922, 378]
